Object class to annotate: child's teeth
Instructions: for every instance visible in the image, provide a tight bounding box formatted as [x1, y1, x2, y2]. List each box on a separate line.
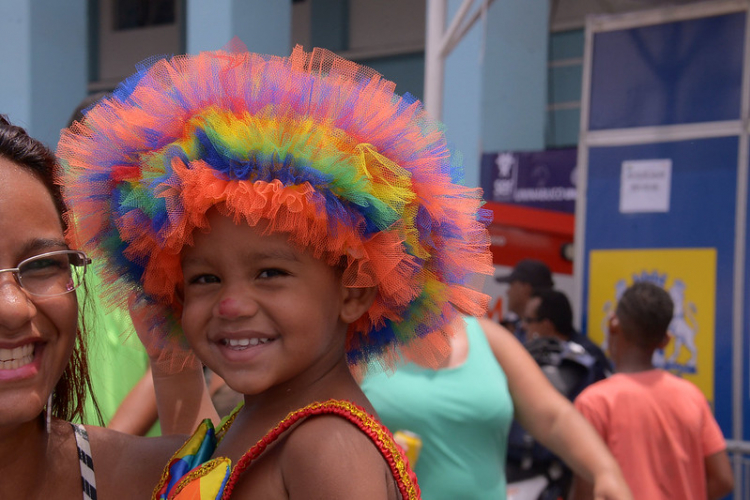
[225, 338, 272, 348]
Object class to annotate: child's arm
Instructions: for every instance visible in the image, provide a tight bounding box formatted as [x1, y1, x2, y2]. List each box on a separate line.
[280, 415, 400, 499]
[478, 318, 632, 500]
[705, 449, 733, 499]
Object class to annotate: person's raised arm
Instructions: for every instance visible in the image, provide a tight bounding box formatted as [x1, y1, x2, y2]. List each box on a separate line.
[107, 365, 159, 435]
[130, 297, 219, 434]
[477, 317, 631, 500]
[150, 357, 219, 434]
[705, 449, 733, 500]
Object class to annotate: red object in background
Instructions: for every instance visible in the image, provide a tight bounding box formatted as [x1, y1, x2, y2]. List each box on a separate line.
[485, 201, 575, 275]
[486, 295, 504, 322]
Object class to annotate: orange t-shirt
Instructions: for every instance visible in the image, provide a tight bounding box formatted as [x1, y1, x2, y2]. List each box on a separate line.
[575, 369, 726, 500]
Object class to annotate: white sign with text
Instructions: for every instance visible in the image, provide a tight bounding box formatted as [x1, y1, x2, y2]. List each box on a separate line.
[620, 159, 672, 213]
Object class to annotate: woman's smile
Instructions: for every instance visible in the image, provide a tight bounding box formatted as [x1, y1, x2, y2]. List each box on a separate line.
[0, 342, 42, 381]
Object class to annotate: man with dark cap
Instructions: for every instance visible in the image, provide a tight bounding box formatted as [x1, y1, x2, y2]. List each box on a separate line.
[495, 258, 554, 342]
[523, 289, 612, 381]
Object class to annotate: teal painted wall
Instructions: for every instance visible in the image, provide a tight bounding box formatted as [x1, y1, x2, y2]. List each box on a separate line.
[442, 0, 484, 188]
[186, 0, 232, 54]
[31, 0, 87, 148]
[358, 52, 425, 101]
[311, 0, 349, 51]
[442, 0, 550, 188]
[0, 0, 86, 149]
[0, 1, 33, 128]
[481, 0, 549, 153]
[546, 29, 584, 148]
[186, 0, 290, 56]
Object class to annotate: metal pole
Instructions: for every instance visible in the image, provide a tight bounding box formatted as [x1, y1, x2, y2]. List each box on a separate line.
[424, 0, 447, 121]
[440, 0, 475, 56]
[733, 4, 750, 496]
[442, 0, 496, 57]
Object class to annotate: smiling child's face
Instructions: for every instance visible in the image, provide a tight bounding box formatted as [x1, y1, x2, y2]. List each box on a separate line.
[180, 209, 354, 398]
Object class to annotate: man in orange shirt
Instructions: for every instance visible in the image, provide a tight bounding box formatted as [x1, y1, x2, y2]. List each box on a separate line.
[570, 282, 733, 500]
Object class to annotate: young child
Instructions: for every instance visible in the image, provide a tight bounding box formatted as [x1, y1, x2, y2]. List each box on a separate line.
[570, 282, 733, 500]
[58, 45, 495, 499]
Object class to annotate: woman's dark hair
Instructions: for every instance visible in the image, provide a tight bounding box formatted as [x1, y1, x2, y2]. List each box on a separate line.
[0, 114, 100, 424]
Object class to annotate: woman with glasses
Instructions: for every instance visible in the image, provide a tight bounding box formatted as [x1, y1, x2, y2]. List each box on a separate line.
[0, 115, 214, 499]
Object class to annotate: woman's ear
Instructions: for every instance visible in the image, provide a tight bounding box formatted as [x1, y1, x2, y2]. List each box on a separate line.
[340, 286, 378, 324]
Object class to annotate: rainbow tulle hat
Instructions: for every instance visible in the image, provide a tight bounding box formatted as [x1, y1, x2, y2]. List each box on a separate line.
[58, 45, 494, 371]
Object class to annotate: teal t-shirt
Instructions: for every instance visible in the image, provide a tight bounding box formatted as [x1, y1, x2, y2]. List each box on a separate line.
[361, 316, 514, 500]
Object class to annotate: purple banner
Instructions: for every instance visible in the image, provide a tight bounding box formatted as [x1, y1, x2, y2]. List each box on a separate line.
[480, 148, 578, 214]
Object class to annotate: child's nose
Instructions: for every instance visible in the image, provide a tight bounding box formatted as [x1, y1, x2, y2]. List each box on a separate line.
[216, 296, 258, 320]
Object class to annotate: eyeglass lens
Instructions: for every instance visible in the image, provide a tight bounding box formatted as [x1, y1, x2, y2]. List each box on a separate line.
[18, 251, 87, 297]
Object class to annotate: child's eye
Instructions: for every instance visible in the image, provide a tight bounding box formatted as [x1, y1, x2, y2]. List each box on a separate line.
[188, 274, 221, 285]
[257, 268, 287, 279]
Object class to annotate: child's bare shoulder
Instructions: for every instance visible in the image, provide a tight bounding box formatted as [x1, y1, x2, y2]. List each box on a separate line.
[279, 414, 399, 499]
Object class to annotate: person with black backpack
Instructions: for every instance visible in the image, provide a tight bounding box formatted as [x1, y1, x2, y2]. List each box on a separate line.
[507, 289, 611, 500]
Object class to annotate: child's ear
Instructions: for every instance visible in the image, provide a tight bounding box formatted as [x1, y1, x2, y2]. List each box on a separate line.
[658, 331, 672, 349]
[340, 286, 378, 324]
[608, 315, 621, 335]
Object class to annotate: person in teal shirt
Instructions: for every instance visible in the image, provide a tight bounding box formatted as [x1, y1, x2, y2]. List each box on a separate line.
[362, 315, 631, 500]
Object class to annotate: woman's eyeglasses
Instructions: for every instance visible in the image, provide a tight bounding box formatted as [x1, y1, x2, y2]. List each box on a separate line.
[0, 250, 91, 297]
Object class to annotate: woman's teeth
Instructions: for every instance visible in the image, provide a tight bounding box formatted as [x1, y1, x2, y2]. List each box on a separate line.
[0, 344, 34, 370]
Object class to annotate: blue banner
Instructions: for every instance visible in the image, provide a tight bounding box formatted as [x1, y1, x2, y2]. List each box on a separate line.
[480, 148, 577, 213]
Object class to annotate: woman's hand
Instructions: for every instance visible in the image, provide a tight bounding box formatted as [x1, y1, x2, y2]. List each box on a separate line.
[591, 469, 633, 500]
[569, 469, 633, 500]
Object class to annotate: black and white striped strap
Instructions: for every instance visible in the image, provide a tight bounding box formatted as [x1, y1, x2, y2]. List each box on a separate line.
[71, 423, 97, 500]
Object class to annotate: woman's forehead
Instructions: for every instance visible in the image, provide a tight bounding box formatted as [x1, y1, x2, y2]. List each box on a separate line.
[0, 158, 64, 259]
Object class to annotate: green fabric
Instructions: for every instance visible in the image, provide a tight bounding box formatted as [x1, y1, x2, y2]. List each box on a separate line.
[361, 316, 513, 500]
[79, 265, 160, 436]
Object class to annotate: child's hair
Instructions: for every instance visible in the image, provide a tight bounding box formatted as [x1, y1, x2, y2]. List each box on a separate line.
[58, 45, 494, 372]
[615, 281, 673, 349]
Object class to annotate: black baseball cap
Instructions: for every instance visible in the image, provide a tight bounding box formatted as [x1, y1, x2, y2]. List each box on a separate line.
[495, 259, 554, 289]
